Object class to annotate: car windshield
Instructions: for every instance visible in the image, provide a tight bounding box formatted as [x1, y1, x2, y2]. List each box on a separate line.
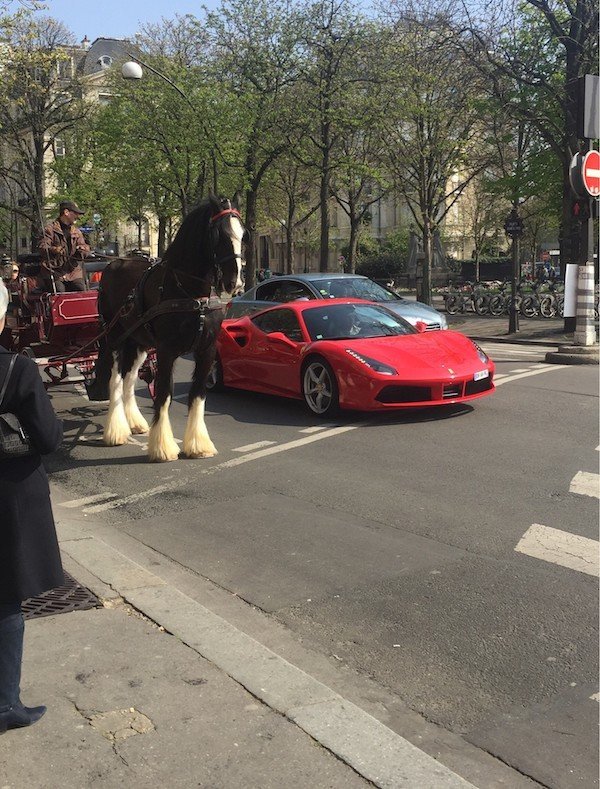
[302, 304, 414, 340]
[308, 277, 399, 302]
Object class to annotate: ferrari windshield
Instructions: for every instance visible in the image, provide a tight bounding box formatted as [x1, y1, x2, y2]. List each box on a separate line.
[302, 303, 415, 341]
[308, 277, 399, 301]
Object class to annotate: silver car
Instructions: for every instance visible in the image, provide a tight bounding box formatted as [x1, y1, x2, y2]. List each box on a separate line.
[226, 273, 448, 330]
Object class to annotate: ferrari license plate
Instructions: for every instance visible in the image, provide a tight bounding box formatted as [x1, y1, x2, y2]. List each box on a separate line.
[474, 369, 489, 381]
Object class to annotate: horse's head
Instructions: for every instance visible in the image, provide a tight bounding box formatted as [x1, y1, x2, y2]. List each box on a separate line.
[209, 195, 246, 297]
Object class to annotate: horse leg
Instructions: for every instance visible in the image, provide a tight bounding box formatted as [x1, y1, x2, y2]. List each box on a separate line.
[147, 347, 180, 462]
[85, 336, 112, 401]
[103, 349, 131, 446]
[183, 346, 217, 459]
[121, 341, 149, 434]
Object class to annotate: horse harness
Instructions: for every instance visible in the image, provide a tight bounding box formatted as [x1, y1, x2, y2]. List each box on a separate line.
[100, 206, 242, 352]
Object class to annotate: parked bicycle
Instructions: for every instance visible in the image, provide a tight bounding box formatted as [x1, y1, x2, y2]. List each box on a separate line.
[539, 281, 564, 318]
[488, 280, 525, 317]
[520, 281, 544, 317]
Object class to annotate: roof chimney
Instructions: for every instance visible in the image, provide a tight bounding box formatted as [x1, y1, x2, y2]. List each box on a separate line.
[81, 35, 91, 50]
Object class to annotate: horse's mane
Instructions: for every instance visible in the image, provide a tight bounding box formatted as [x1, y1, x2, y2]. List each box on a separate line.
[161, 197, 216, 268]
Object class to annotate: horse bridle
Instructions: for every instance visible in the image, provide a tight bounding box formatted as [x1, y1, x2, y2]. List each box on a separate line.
[167, 206, 245, 299]
[209, 206, 245, 270]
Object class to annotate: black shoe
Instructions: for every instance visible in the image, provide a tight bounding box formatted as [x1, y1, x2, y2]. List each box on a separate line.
[0, 701, 46, 734]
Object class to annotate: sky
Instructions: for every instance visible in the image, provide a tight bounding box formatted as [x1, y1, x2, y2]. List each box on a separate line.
[34, 0, 217, 42]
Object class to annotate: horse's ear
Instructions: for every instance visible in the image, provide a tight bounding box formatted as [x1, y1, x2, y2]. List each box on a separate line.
[208, 193, 221, 213]
[232, 190, 243, 212]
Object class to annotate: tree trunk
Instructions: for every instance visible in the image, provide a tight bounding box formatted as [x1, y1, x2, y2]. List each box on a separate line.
[421, 219, 433, 305]
[157, 215, 168, 257]
[245, 188, 258, 290]
[319, 159, 330, 272]
[348, 220, 359, 274]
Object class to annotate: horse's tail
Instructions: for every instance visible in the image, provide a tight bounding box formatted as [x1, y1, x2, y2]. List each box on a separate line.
[85, 336, 113, 401]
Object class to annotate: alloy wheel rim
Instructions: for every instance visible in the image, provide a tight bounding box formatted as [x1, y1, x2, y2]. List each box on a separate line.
[304, 363, 332, 414]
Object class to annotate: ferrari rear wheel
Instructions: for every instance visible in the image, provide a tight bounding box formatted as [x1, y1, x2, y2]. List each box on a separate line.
[302, 357, 339, 417]
[205, 355, 224, 392]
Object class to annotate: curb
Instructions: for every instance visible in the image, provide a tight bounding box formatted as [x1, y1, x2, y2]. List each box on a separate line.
[545, 345, 600, 365]
[56, 525, 475, 789]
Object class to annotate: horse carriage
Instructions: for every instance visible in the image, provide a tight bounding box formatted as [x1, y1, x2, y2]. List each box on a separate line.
[3, 195, 246, 463]
[3, 256, 157, 395]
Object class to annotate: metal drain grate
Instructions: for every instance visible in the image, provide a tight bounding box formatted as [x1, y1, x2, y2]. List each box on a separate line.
[22, 572, 101, 620]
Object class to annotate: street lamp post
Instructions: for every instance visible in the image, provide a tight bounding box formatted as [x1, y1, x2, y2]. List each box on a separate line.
[504, 208, 524, 334]
[122, 57, 196, 111]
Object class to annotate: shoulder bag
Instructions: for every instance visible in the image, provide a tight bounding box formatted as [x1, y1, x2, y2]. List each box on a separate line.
[0, 355, 35, 459]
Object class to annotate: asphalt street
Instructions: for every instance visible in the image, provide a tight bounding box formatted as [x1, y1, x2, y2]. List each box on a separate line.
[44, 339, 599, 788]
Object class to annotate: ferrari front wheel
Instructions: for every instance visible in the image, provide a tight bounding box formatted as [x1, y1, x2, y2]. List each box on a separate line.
[302, 357, 339, 417]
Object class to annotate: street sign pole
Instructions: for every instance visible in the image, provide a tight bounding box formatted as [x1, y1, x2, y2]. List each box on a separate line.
[504, 208, 523, 334]
[574, 150, 599, 346]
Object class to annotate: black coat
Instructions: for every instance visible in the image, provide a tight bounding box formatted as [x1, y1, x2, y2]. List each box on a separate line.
[0, 346, 63, 603]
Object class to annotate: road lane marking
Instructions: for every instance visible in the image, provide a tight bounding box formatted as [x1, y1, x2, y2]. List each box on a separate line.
[569, 471, 600, 499]
[515, 523, 599, 577]
[82, 423, 363, 512]
[84, 481, 185, 513]
[299, 425, 336, 433]
[202, 424, 363, 474]
[591, 692, 600, 702]
[495, 364, 567, 386]
[59, 493, 118, 508]
[233, 440, 276, 452]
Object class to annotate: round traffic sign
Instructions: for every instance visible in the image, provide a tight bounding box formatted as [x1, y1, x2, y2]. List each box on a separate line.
[582, 150, 600, 197]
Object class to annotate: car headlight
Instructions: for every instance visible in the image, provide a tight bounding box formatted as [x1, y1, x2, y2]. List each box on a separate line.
[346, 349, 397, 375]
[471, 341, 489, 363]
[439, 313, 448, 329]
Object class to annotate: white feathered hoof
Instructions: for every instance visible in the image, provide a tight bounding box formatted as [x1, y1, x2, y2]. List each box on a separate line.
[128, 415, 150, 434]
[103, 414, 131, 446]
[183, 435, 218, 459]
[147, 425, 180, 462]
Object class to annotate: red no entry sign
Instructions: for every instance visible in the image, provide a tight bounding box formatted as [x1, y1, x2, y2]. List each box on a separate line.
[582, 150, 600, 196]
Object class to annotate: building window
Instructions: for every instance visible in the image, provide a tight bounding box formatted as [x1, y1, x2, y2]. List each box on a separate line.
[97, 93, 113, 105]
[54, 139, 66, 157]
[97, 55, 113, 69]
[20, 237, 27, 249]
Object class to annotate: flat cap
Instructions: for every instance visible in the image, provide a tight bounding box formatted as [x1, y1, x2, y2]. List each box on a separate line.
[59, 200, 84, 215]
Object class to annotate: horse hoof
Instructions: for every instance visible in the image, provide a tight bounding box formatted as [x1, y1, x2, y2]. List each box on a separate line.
[103, 433, 130, 446]
[185, 449, 217, 459]
[148, 451, 180, 463]
[183, 438, 217, 458]
[130, 423, 149, 435]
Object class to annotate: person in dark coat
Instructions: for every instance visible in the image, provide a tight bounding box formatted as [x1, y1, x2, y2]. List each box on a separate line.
[0, 281, 63, 734]
[38, 200, 90, 292]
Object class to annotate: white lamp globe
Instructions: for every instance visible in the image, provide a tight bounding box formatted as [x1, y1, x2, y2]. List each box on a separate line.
[122, 61, 143, 80]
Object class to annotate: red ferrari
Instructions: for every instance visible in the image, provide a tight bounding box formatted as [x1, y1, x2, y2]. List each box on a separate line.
[208, 300, 495, 417]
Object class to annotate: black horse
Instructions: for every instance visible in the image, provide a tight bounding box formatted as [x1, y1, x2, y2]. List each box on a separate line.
[88, 194, 245, 462]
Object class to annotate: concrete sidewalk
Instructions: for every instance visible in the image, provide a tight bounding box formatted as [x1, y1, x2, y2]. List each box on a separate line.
[0, 484, 537, 789]
[444, 311, 586, 347]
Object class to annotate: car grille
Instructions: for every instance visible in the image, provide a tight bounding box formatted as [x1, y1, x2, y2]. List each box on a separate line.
[425, 322, 442, 331]
[376, 385, 432, 403]
[464, 377, 494, 395]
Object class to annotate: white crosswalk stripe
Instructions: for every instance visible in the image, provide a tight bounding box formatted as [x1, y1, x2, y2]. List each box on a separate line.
[569, 471, 600, 499]
[515, 524, 599, 577]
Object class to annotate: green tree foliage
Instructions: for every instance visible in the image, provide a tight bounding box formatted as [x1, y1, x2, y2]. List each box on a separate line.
[0, 13, 87, 242]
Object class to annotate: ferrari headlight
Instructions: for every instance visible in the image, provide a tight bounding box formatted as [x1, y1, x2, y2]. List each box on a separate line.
[471, 341, 489, 363]
[346, 349, 397, 375]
